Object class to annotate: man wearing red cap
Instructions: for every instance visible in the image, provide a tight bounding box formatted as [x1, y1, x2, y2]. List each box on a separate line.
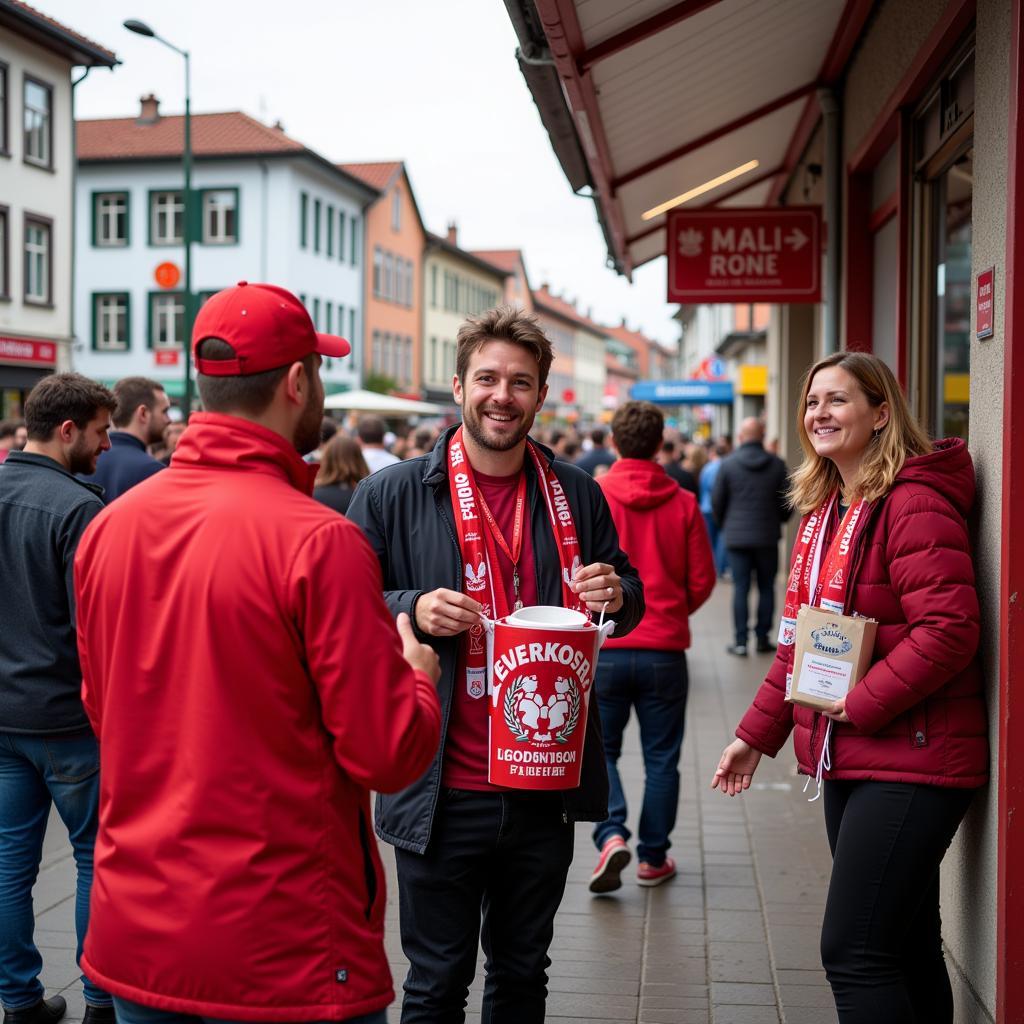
[73, 282, 443, 1024]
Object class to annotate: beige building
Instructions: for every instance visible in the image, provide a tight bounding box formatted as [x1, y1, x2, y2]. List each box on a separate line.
[0, 2, 116, 416]
[421, 224, 506, 405]
[508, 1, 1024, 1020]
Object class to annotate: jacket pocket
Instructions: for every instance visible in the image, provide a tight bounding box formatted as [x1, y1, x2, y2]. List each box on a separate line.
[357, 807, 379, 921]
[909, 704, 928, 748]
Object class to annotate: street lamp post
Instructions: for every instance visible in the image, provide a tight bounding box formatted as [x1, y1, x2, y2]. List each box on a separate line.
[124, 19, 194, 415]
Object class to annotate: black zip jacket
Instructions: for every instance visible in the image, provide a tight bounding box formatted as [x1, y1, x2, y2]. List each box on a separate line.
[0, 452, 104, 734]
[711, 441, 791, 548]
[347, 427, 645, 854]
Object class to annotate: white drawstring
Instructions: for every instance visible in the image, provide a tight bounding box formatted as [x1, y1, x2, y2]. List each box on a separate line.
[803, 718, 833, 803]
[598, 601, 609, 631]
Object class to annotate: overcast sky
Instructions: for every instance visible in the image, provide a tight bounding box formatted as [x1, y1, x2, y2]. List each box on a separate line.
[42, 0, 680, 349]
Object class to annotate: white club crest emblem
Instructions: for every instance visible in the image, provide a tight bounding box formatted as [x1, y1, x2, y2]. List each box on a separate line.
[503, 673, 581, 746]
[829, 569, 844, 590]
[465, 560, 487, 593]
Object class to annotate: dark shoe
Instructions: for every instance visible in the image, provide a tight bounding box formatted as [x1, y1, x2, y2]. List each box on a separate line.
[3, 997, 67, 1024]
[755, 637, 775, 653]
[726, 643, 748, 656]
[83, 1006, 116, 1024]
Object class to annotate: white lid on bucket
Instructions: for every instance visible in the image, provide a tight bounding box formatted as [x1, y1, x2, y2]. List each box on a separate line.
[506, 606, 590, 630]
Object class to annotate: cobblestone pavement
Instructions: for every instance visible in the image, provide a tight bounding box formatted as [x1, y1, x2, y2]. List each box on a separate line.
[32, 583, 839, 1024]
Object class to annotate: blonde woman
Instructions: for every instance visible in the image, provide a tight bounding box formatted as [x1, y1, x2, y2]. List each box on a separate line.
[711, 352, 987, 1024]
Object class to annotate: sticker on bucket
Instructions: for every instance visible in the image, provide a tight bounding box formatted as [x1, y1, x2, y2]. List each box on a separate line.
[485, 608, 614, 790]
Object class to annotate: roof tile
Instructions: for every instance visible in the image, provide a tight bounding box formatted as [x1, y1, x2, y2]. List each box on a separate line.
[338, 161, 403, 190]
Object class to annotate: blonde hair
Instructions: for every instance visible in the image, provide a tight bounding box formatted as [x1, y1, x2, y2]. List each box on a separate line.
[788, 352, 932, 514]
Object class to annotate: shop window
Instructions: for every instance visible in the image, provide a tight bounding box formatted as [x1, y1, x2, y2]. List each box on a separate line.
[93, 293, 130, 351]
[933, 150, 973, 441]
[912, 42, 974, 442]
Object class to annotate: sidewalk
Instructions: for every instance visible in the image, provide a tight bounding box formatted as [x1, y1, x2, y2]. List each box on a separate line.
[32, 583, 838, 1024]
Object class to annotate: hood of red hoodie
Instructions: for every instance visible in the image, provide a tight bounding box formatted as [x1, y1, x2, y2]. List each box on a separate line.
[599, 457, 682, 509]
[171, 412, 320, 496]
[892, 437, 975, 517]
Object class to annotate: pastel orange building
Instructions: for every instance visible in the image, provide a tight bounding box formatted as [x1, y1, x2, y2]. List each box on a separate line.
[339, 161, 426, 395]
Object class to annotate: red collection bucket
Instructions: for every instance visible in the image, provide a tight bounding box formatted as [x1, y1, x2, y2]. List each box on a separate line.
[485, 607, 615, 790]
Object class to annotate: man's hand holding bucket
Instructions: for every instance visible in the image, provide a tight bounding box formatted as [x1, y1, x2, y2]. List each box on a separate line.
[570, 562, 623, 614]
[414, 588, 484, 637]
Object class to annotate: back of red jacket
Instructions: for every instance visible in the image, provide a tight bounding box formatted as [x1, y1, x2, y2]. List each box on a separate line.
[599, 459, 715, 650]
[74, 414, 441, 1022]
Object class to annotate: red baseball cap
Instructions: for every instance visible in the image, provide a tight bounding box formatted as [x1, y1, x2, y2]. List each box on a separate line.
[192, 281, 350, 376]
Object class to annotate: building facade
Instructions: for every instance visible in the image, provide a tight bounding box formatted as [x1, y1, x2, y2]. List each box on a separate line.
[421, 225, 506, 406]
[471, 248, 535, 311]
[74, 100, 374, 400]
[340, 162, 425, 396]
[509, 0, 1024, 1018]
[0, 1, 116, 416]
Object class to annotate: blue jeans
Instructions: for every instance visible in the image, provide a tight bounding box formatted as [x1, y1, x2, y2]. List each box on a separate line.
[113, 998, 387, 1024]
[592, 650, 688, 867]
[727, 545, 779, 645]
[0, 731, 109, 1009]
[702, 512, 729, 576]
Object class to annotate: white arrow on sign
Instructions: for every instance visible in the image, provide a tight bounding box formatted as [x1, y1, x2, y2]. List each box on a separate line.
[786, 228, 809, 252]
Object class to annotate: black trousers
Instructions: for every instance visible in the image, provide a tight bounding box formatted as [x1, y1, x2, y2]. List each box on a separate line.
[394, 788, 574, 1024]
[727, 545, 779, 644]
[821, 780, 975, 1024]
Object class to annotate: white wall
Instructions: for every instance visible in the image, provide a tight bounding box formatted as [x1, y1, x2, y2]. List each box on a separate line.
[73, 155, 366, 394]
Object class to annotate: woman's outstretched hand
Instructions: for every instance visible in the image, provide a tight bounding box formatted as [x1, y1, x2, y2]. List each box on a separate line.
[711, 738, 763, 796]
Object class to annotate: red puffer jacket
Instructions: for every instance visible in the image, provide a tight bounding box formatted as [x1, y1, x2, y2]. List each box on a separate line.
[737, 438, 988, 787]
[75, 415, 442, 1021]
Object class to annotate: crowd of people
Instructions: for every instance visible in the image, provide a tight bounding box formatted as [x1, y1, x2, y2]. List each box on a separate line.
[0, 282, 987, 1024]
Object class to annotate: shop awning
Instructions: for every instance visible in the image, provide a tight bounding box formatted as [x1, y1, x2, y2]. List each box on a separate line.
[321, 389, 445, 416]
[505, 0, 873, 276]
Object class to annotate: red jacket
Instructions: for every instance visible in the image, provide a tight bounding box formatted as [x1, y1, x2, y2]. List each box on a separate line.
[599, 458, 716, 650]
[738, 438, 987, 787]
[74, 414, 442, 1021]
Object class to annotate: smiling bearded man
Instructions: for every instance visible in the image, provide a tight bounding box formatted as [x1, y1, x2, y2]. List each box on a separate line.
[347, 304, 645, 1024]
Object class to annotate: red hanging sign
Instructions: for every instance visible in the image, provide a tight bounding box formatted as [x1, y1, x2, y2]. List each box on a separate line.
[667, 206, 822, 304]
[0, 336, 57, 366]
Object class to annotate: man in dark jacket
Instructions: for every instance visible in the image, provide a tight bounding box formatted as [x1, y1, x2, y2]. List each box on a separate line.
[348, 305, 643, 1024]
[574, 427, 616, 476]
[712, 417, 791, 655]
[0, 373, 115, 1024]
[80, 377, 170, 501]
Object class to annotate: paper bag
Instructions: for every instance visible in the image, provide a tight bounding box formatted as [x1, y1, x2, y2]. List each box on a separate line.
[785, 604, 878, 711]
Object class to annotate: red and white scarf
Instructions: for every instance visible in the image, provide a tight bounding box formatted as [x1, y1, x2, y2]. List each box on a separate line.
[778, 493, 872, 647]
[448, 427, 586, 697]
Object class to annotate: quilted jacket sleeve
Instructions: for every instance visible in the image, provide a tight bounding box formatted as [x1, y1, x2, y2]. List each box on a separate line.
[735, 531, 800, 757]
[843, 489, 980, 734]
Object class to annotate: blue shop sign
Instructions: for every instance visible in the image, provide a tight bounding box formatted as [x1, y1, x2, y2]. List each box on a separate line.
[630, 380, 734, 404]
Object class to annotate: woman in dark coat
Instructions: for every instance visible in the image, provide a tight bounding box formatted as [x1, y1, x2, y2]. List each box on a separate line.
[712, 352, 987, 1024]
[312, 434, 370, 515]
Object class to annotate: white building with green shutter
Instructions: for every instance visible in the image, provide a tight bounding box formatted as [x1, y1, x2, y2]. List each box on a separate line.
[73, 96, 376, 403]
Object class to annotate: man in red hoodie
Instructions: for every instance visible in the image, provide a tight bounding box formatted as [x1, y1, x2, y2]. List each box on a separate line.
[74, 283, 442, 1024]
[589, 401, 716, 892]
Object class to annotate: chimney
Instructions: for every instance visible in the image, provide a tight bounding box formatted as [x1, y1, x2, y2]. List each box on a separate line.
[446, 221, 458, 246]
[620, 316, 628, 328]
[272, 119, 285, 132]
[137, 94, 160, 125]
